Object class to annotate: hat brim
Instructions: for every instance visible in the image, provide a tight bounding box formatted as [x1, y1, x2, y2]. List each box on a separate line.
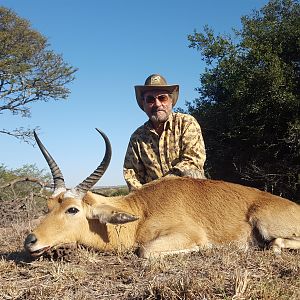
[135, 85, 179, 111]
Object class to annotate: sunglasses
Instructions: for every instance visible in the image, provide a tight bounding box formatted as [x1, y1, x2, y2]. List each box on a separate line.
[144, 94, 170, 104]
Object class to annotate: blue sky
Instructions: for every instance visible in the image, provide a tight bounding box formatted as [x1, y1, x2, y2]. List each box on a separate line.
[1, 0, 268, 187]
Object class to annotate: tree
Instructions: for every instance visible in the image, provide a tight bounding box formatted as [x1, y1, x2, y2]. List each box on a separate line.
[0, 163, 50, 225]
[185, 0, 300, 201]
[0, 7, 77, 141]
[0, 163, 51, 198]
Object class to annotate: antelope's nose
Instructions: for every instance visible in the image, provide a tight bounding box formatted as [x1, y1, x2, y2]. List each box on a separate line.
[24, 233, 37, 248]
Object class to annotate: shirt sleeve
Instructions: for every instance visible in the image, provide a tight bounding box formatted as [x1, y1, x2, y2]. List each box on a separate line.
[123, 138, 145, 191]
[171, 116, 206, 178]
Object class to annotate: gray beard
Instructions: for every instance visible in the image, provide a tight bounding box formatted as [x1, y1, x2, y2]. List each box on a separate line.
[149, 108, 169, 124]
[149, 113, 168, 124]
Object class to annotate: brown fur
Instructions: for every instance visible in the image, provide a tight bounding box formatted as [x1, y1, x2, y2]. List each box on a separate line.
[24, 177, 300, 258]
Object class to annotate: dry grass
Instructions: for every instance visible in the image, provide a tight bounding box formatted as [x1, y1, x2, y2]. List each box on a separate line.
[0, 194, 299, 299]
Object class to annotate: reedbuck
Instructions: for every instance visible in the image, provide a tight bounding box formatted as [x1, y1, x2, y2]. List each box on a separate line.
[24, 129, 300, 258]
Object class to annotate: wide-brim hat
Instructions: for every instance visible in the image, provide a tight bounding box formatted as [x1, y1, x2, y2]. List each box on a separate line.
[135, 74, 179, 111]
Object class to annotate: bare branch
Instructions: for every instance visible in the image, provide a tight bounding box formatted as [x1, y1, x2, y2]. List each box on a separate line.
[0, 176, 52, 199]
[0, 176, 50, 189]
[0, 127, 38, 143]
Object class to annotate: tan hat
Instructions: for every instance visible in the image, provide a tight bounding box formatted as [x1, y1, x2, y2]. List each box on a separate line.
[135, 74, 179, 111]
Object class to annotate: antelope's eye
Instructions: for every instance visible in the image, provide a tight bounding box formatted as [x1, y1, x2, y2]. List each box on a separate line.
[66, 207, 79, 215]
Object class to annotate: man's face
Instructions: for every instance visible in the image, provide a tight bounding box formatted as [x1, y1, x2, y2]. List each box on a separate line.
[143, 90, 173, 126]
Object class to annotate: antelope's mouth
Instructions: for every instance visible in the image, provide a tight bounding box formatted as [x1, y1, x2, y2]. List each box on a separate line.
[29, 246, 51, 257]
[28, 243, 78, 260]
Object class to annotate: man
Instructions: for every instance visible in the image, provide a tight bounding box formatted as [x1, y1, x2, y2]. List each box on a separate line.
[123, 74, 206, 191]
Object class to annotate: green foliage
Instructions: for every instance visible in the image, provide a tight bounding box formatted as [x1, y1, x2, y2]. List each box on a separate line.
[185, 0, 300, 201]
[0, 163, 51, 202]
[0, 164, 16, 182]
[93, 186, 129, 197]
[110, 187, 129, 196]
[0, 7, 77, 141]
[13, 164, 51, 182]
[0, 163, 50, 183]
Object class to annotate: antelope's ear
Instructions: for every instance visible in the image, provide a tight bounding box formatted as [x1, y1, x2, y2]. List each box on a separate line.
[87, 204, 139, 224]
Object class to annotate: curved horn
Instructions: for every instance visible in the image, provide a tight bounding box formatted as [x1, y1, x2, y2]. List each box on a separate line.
[75, 128, 112, 193]
[33, 130, 66, 192]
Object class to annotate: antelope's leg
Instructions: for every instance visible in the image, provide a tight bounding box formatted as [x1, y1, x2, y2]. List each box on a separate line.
[270, 237, 300, 254]
[138, 230, 209, 258]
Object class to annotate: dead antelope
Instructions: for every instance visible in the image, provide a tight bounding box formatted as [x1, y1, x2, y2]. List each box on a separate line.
[24, 129, 300, 258]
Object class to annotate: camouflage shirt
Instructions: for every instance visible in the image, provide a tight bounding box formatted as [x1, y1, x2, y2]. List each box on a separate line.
[123, 112, 206, 190]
